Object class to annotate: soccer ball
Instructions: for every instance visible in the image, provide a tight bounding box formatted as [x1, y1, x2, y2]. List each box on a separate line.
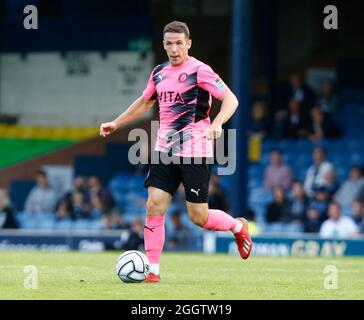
[115, 250, 150, 283]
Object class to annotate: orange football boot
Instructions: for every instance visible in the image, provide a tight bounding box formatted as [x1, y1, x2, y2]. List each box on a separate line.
[144, 273, 160, 283]
[234, 218, 253, 260]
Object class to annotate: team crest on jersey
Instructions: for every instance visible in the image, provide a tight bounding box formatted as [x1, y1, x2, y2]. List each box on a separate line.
[214, 78, 225, 90]
[178, 73, 188, 82]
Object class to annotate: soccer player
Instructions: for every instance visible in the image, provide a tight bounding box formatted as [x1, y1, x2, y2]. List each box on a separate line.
[100, 21, 253, 283]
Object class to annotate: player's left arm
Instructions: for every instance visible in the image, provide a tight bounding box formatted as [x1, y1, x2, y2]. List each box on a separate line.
[197, 64, 239, 140]
[206, 90, 239, 140]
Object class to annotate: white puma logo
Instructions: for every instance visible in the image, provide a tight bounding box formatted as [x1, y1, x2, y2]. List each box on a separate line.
[191, 188, 200, 196]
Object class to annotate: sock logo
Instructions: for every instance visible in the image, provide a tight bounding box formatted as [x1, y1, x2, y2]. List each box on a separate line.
[191, 188, 200, 196]
[144, 226, 155, 232]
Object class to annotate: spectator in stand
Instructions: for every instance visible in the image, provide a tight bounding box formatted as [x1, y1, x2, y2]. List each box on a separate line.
[304, 207, 321, 233]
[309, 186, 331, 223]
[249, 101, 271, 138]
[317, 79, 340, 115]
[355, 201, 364, 234]
[70, 176, 89, 201]
[56, 183, 91, 221]
[71, 191, 90, 219]
[351, 200, 364, 226]
[287, 72, 316, 115]
[308, 106, 340, 142]
[320, 202, 358, 238]
[334, 166, 364, 214]
[276, 72, 316, 119]
[0, 189, 17, 229]
[208, 174, 229, 213]
[168, 210, 190, 250]
[64, 176, 88, 196]
[24, 169, 57, 214]
[289, 181, 308, 225]
[323, 169, 340, 199]
[122, 218, 144, 250]
[281, 99, 309, 140]
[101, 210, 129, 230]
[264, 149, 293, 191]
[88, 176, 115, 215]
[265, 186, 292, 225]
[55, 197, 73, 221]
[55, 176, 90, 216]
[304, 147, 334, 197]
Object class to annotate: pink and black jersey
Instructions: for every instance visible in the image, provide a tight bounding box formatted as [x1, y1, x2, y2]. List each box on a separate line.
[143, 56, 229, 158]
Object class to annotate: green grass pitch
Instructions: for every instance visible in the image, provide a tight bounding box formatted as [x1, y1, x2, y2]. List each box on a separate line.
[0, 251, 363, 300]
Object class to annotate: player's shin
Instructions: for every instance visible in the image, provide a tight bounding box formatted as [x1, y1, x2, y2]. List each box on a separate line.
[203, 209, 243, 233]
[144, 215, 165, 275]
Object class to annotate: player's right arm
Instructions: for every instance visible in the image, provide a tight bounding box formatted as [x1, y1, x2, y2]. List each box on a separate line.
[100, 95, 155, 137]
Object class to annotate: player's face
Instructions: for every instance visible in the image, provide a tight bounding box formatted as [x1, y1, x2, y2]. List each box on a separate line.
[163, 32, 191, 66]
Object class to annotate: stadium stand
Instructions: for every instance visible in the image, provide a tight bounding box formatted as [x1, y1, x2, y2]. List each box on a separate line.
[3, 81, 363, 242]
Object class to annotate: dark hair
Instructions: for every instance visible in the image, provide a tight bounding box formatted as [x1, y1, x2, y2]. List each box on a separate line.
[36, 169, 47, 177]
[163, 21, 190, 39]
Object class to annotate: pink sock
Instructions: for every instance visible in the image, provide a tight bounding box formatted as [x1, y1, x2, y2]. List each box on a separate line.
[144, 215, 165, 264]
[203, 209, 238, 232]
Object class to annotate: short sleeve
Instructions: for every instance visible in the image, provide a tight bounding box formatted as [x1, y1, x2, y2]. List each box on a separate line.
[142, 71, 157, 101]
[197, 64, 229, 99]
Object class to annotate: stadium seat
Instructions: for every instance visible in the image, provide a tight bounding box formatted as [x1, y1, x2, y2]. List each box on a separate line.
[72, 219, 90, 230]
[349, 152, 364, 165]
[262, 140, 278, 152]
[54, 219, 73, 230]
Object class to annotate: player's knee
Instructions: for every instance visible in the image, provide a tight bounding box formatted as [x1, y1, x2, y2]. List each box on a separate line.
[146, 197, 165, 215]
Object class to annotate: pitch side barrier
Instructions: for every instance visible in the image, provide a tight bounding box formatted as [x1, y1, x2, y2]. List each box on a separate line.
[203, 232, 364, 257]
[1, 230, 364, 256]
[0, 229, 203, 252]
[0, 230, 129, 252]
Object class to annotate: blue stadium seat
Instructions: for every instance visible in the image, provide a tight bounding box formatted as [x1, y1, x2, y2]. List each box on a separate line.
[125, 175, 145, 189]
[347, 139, 362, 152]
[260, 152, 270, 166]
[277, 140, 294, 152]
[349, 152, 364, 165]
[262, 140, 278, 152]
[54, 219, 73, 230]
[72, 219, 89, 230]
[38, 218, 55, 230]
[336, 166, 348, 181]
[88, 219, 103, 230]
[248, 164, 264, 177]
[295, 154, 311, 168]
[219, 176, 233, 192]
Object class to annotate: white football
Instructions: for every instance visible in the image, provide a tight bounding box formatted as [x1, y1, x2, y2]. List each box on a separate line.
[115, 250, 150, 283]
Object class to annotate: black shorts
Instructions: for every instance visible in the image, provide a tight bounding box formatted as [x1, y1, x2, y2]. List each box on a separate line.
[143, 154, 212, 203]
